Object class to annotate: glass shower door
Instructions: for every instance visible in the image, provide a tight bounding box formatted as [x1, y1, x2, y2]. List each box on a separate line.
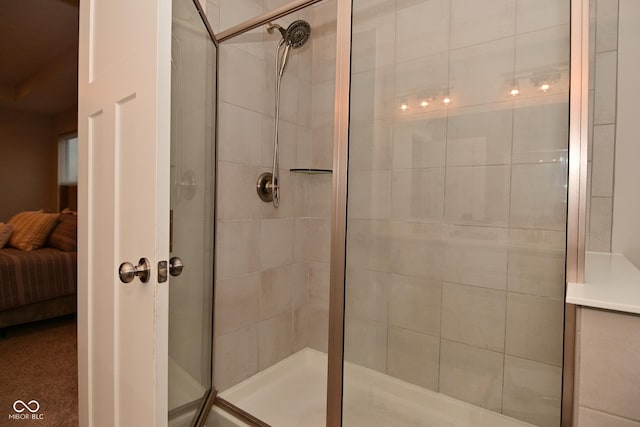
[343, 1, 570, 426]
[169, 0, 217, 425]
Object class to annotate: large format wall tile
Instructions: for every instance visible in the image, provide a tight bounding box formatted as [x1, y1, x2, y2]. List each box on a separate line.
[260, 265, 295, 321]
[350, 120, 393, 171]
[393, 115, 447, 169]
[507, 246, 565, 299]
[258, 311, 293, 370]
[346, 220, 392, 272]
[588, 197, 613, 251]
[594, 51, 617, 125]
[446, 104, 513, 167]
[214, 325, 258, 392]
[441, 282, 507, 352]
[348, 170, 392, 220]
[445, 165, 511, 227]
[218, 102, 263, 165]
[439, 339, 504, 411]
[344, 318, 388, 373]
[505, 293, 564, 366]
[591, 124, 616, 197]
[387, 326, 440, 391]
[390, 221, 444, 279]
[346, 268, 390, 323]
[510, 163, 567, 231]
[395, 52, 449, 100]
[217, 162, 262, 220]
[515, 25, 570, 94]
[443, 225, 509, 290]
[216, 220, 261, 278]
[449, 38, 515, 107]
[260, 219, 295, 270]
[516, 0, 570, 33]
[219, 46, 265, 114]
[502, 356, 562, 427]
[451, 0, 515, 49]
[294, 305, 329, 353]
[350, 67, 395, 122]
[391, 168, 445, 221]
[512, 99, 569, 164]
[351, 0, 396, 73]
[595, 0, 619, 53]
[388, 274, 441, 336]
[395, 0, 450, 63]
[215, 273, 260, 336]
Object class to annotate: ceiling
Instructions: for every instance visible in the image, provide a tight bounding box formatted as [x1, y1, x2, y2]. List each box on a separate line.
[0, 0, 78, 116]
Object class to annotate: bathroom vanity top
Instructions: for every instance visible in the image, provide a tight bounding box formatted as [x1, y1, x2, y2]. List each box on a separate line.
[567, 252, 640, 314]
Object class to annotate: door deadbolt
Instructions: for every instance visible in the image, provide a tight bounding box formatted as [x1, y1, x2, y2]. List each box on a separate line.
[157, 257, 184, 283]
[169, 257, 184, 277]
[119, 258, 151, 283]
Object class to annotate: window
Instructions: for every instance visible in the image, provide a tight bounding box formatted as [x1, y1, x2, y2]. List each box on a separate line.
[58, 134, 78, 211]
[58, 134, 78, 185]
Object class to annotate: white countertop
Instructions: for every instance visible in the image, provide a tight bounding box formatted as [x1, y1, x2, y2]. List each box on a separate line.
[567, 252, 640, 314]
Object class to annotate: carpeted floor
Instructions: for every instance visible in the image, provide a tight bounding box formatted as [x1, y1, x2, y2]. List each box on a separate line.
[0, 315, 78, 426]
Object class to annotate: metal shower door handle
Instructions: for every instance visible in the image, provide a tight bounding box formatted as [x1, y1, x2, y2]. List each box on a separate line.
[119, 258, 151, 283]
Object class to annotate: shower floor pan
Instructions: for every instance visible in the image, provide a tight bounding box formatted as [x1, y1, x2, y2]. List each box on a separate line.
[214, 348, 533, 427]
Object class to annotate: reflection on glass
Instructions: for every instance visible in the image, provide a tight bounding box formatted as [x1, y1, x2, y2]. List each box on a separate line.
[344, 0, 570, 426]
[169, 0, 216, 425]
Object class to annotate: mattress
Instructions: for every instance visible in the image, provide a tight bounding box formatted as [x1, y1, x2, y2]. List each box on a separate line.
[0, 248, 77, 311]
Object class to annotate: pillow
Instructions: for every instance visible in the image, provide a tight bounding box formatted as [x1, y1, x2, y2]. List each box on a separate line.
[0, 223, 13, 248]
[8, 211, 60, 251]
[47, 212, 77, 252]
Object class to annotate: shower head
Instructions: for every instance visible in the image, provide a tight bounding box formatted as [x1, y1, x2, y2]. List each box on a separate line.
[284, 20, 311, 49]
[267, 20, 311, 49]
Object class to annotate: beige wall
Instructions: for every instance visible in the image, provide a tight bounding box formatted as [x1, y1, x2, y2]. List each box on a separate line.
[0, 108, 57, 221]
[612, 0, 640, 268]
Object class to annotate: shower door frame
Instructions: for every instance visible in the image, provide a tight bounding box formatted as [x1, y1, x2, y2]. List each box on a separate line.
[206, 0, 590, 426]
[170, 1, 221, 426]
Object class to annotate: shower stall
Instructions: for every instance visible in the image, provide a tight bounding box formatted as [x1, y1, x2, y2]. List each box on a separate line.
[168, 0, 583, 426]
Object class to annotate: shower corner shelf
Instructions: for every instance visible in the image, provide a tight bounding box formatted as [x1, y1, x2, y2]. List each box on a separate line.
[289, 168, 333, 175]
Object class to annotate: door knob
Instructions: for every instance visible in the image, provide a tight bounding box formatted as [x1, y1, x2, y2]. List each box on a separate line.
[119, 258, 151, 283]
[169, 257, 184, 277]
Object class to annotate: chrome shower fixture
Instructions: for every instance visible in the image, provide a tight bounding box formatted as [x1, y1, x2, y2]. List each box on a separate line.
[267, 20, 311, 49]
[258, 20, 312, 208]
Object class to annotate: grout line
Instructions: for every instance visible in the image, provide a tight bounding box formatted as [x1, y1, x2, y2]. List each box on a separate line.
[579, 405, 640, 423]
[608, 0, 621, 253]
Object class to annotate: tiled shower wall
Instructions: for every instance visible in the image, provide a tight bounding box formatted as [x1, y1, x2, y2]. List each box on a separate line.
[344, 1, 569, 426]
[205, 0, 334, 392]
[586, 0, 619, 252]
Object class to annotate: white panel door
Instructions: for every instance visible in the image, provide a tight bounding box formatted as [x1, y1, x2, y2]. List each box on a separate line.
[77, 0, 171, 425]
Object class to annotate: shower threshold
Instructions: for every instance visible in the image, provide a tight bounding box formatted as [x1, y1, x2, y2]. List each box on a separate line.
[212, 348, 534, 427]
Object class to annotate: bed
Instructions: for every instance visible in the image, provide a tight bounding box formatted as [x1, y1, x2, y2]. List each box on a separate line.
[0, 248, 77, 328]
[0, 211, 77, 328]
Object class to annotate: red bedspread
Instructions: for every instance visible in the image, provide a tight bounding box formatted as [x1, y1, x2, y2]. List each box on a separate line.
[0, 248, 76, 311]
